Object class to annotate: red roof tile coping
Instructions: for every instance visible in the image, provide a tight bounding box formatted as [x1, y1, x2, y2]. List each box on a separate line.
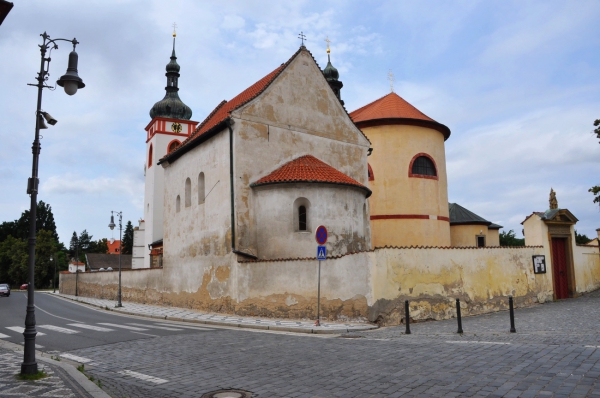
[350, 92, 451, 140]
[251, 155, 371, 197]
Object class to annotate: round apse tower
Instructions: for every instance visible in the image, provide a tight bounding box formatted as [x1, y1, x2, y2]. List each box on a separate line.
[350, 92, 451, 247]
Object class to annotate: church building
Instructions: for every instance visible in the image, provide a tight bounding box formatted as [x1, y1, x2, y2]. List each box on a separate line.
[132, 33, 504, 269]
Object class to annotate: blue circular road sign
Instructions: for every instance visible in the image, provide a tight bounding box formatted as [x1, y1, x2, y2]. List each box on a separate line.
[315, 225, 328, 245]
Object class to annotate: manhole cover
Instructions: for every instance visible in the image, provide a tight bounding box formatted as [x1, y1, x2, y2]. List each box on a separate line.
[201, 390, 252, 398]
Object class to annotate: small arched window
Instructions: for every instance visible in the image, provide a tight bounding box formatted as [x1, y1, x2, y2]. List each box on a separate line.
[299, 206, 307, 231]
[409, 154, 437, 179]
[168, 140, 180, 154]
[185, 178, 191, 207]
[293, 198, 311, 232]
[148, 144, 153, 168]
[176, 195, 181, 213]
[198, 172, 205, 204]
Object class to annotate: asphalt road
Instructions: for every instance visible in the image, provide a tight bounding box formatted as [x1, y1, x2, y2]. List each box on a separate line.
[0, 291, 219, 352]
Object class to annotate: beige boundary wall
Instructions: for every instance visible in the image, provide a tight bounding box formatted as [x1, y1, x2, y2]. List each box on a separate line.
[60, 245, 600, 326]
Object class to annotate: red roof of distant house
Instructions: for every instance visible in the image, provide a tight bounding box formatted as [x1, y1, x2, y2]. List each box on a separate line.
[107, 240, 121, 254]
[69, 261, 85, 266]
[349, 92, 450, 139]
[252, 155, 371, 197]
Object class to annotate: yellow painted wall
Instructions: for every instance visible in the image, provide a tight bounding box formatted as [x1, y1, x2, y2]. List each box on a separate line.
[372, 218, 450, 247]
[364, 123, 450, 247]
[488, 229, 500, 246]
[573, 244, 600, 293]
[450, 225, 489, 247]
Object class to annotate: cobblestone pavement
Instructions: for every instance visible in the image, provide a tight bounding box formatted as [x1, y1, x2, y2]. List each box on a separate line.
[66, 290, 600, 397]
[0, 347, 93, 397]
[56, 293, 376, 333]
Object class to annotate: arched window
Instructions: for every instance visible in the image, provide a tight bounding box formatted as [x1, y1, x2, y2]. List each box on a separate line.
[293, 198, 311, 232]
[168, 140, 181, 154]
[409, 153, 438, 179]
[299, 206, 307, 231]
[185, 178, 191, 207]
[198, 172, 205, 204]
[176, 195, 181, 213]
[148, 144, 153, 168]
[368, 163, 374, 181]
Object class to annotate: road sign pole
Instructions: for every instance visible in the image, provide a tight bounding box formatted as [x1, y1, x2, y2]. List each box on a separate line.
[316, 260, 321, 327]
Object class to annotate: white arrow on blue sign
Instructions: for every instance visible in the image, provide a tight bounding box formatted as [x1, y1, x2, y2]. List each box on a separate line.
[317, 245, 327, 260]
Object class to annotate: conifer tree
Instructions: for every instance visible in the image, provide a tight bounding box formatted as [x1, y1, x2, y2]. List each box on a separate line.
[122, 221, 134, 254]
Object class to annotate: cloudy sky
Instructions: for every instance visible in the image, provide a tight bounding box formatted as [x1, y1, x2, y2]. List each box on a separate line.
[1, 0, 599, 245]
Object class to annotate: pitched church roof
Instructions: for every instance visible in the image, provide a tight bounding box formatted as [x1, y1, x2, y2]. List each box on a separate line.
[251, 155, 372, 197]
[349, 92, 451, 140]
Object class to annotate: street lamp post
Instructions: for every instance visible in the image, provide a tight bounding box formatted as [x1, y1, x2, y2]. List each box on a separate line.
[50, 255, 55, 293]
[108, 211, 123, 307]
[21, 32, 85, 376]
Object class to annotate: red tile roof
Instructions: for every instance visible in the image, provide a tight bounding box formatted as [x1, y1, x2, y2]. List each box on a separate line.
[252, 155, 371, 197]
[350, 92, 450, 139]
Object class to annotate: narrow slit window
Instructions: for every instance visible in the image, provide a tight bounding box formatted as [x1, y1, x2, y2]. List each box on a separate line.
[185, 178, 191, 207]
[299, 206, 307, 231]
[176, 195, 181, 213]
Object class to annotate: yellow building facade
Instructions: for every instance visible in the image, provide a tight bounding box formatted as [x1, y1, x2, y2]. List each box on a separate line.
[350, 93, 452, 247]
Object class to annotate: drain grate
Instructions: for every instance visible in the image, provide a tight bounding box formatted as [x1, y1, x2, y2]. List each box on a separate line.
[201, 389, 252, 398]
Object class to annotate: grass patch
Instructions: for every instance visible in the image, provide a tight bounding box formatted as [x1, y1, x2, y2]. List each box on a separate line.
[50, 355, 61, 361]
[17, 369, 47, 380]
[77, 364, 85, 373]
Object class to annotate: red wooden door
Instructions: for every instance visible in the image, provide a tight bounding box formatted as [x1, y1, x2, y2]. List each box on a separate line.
[551, 238, 569, 299]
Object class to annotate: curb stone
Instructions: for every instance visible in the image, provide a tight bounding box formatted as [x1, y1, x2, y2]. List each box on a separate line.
[0, 339, 111, 398]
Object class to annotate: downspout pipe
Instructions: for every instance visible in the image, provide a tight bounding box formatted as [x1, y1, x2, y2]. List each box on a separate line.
[227, 118, 236, 252]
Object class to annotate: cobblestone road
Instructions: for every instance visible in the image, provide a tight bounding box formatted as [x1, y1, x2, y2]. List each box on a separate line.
[66, 290, 600, 397]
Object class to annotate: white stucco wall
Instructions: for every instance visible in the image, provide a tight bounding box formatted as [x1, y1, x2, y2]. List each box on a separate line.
[253, 183, 370, 259]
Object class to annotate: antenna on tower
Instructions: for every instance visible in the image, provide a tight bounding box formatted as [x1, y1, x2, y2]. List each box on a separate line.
[388, 69, 395, 93]
[172, 22, 177, 37]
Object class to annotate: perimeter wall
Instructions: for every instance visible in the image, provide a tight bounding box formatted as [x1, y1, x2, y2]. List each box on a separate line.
[60, 245, 600, 326]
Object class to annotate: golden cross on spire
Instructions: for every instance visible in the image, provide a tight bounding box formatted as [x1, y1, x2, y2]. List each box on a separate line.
[172, 22, 177, 37]
[325, 36, 331, 54]
[388, 69, 395, 93]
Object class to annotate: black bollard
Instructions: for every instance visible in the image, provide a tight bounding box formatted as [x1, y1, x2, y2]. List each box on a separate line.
[456, 298, 463, 334]
[405, 300, 411, 334]
[509, 296, 516, 333]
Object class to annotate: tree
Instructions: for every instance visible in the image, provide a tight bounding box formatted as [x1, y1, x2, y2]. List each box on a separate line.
[590, 119, 600, 206]
[78, 229, 92, 252]
[575, 230, 592, 245]
[35, 230, 57, 288]
[87, 238, 109, 254]
[499, 229, 525, 246]
[122, 221, 134, 254]
[13, 201, 59, 242]
[69, 231, 79, 259]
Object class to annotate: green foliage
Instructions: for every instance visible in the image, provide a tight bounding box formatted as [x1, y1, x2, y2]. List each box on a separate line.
[77, 364, 85, 373]
[499, 229, 525, 246]
[589, 185, 600, 206]
[87, 238, 109, 254]
[594, 119, 600, 143]
[17, 369, 47, 380]
[0, 236, 28, 286]
[575, 230, 592, 245]
[122, 221, 134, 254]
[0, 201, 58, 242]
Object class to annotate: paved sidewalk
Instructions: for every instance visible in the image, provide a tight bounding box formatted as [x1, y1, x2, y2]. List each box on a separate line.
[0, 340, 109, 397]
[54, 293, 377, 334]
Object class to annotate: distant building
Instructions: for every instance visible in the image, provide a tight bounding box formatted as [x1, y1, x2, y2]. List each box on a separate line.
[68, 260, 85, 273]
[107, 238, 121, 254]
[86, 253, 132, 272]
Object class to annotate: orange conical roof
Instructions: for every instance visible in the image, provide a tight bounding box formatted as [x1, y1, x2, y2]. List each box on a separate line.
[350, 92, 450, 140]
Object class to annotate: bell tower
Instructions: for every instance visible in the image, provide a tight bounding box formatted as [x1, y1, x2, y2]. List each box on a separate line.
[141, 28, 197, 268]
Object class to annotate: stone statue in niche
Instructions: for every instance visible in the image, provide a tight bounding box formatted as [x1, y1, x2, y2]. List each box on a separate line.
[549, 188, 558, 210]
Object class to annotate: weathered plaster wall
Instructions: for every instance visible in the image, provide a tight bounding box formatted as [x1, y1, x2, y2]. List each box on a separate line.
[368, 246, 550, 325]
[252, 183, 370, 259]
[364, 123, 450, 248]
[450, 225, 489, 247]
[229, 50, 370, 257]
[63, 246, 554, 326]
[573, 244, 600, 293]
